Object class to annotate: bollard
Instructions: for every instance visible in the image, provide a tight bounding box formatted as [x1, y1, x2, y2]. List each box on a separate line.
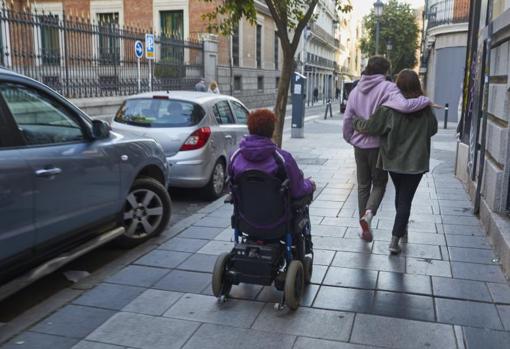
[324, 99, 333, 119]
[444, 103, 449, 129]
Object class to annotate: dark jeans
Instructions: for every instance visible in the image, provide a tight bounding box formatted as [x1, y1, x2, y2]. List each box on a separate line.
[389, 172, 424, 238]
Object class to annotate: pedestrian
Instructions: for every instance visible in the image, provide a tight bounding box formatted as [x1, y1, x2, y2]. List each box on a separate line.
[313, 87, 318, 103]
[352, 69, 438, 253]
[342, 56, 431, 242]
[208, 80, 220, 94]
[194, 78, 207, 92]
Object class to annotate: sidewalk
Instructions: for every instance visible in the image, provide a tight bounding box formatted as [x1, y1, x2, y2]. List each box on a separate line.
[2, 115, 510, 349]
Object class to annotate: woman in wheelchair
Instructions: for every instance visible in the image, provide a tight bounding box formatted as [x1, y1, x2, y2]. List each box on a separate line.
[212, 109, 315, 310]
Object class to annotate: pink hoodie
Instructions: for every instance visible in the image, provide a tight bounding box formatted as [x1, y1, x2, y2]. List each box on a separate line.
[342, 74, 431, 149]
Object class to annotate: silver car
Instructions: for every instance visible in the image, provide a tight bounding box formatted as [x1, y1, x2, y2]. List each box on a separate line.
[112, 91, 249, 199]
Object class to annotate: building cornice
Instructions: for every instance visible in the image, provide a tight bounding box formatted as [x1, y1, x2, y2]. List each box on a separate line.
[427, 22, 468, 37]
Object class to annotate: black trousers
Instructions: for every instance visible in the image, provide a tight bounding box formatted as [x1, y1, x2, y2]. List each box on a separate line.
[389, 172, 423, 238]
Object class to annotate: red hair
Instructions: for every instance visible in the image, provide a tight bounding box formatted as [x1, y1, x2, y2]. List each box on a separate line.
[248, 109, 276, 138]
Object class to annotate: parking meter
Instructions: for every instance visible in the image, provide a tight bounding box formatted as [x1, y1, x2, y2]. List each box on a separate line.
[291, 72, 307, 138]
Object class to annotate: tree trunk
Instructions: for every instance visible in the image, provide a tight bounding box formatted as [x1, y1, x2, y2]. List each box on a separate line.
[272, 48, 296, 148]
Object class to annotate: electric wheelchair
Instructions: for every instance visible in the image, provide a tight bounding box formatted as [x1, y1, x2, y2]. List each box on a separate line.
[211, 162, 314, 310]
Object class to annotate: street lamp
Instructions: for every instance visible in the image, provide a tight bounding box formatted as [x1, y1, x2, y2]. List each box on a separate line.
[374, 0, 384, 55]
[386, 40, 393, 76]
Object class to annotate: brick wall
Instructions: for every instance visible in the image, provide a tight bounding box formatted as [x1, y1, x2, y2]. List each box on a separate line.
[63, 0, 90, 16]
[124, 0, 153, 29]
[453, 0, 470, 22]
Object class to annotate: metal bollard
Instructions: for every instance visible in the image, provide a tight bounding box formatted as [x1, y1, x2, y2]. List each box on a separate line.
[444, 103, 449, 129]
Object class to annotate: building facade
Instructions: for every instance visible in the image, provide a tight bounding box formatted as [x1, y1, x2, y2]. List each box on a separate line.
[456, 0, 510, 276]
[421, 0, 470, 123]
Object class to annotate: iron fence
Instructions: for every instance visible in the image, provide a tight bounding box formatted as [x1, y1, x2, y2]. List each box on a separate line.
[0, 4, 204, 98]
[427, 0, 470, 29]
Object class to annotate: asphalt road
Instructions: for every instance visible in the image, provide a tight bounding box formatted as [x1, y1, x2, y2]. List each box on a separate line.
[0, 102, 331, 324]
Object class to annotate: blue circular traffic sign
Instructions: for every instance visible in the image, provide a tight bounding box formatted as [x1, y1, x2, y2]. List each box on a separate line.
[134, 41, 143, 59]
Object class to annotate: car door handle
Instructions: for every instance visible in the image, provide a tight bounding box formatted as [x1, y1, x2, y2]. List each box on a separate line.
[35, 167, 62, 177]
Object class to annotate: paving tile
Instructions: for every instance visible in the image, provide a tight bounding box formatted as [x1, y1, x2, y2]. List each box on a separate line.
[252, 303, 354, 341]
[176, 253, 217, 273]
[182, 323, 295, 349]
[71, 341, 124, 349]
[439, 206, 473, 216]
[227, 284, 264, 300]
[372, 241, 442, 260]
[321, 217, 360, 227]
[159, 237, 209, 253]
[487, 282, 510, 304]
[310, 265, 328, 284]
[407, 232, 446, 246]
[371, 291, 435, 322]
[153, 270, 211, 293]
[442, 224, 485, 236]
[309, 207, 340, 217]
[31, 305, 115, 339]
[178, 226, 224, 239]
[406, 258, 452, 277]
[312, 225, 347, 237]
[435, 298, 503, 329]
[438, 199, 472, 208]
[323, 267, 378, 289]
[122, 289, 183, 316]
[73, 283, 144, 310]
[312, 200, 343, 209]
[1, 332, 79, 349]
[462, 326, 510, 349]
[332, 251, 406, 273]
[378, 219, 437, 233]
[313, 286, 375, 313]
[376, 271, 432, 295]
[350, 313, 457, 349]
[293, 337, 378, 349]
[497, 305, 510, 330]
[197, 240, 234, 255]
[344, 228, 393, 242]
[441, 215, 481, 226]
[313, 236, 373, 253]
[86, 312, 199, 349]
[256, 284, 319, 307]
[445, 235, 491, 249]
[134, 249, 191, 269]
[440, 245, 450, 261]
[317, 194, 347, 202]
[447, 246, 496, 264]
[163, 294, 263, 328]
[106, 265, 169, 288]
[213, 228, 234, 241]
[313, 249, 336, 265]
[193, 216, 230, 228]
[451, 262, 507, 283]
[432, 276, 492, 302]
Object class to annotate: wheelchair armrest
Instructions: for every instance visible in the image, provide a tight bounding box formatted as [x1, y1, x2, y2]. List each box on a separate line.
[292, 193, 313, 208]
[224, 193, 234, 204]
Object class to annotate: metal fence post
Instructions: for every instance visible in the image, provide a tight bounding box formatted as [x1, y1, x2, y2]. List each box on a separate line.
[444, 103, 449, 129]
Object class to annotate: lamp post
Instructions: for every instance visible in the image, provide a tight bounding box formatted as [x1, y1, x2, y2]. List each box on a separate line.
[386, 40, 393, 77]
[374, 0, 384, 55]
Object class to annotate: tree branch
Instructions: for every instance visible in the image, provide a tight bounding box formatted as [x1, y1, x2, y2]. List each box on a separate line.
[290, 0, 319, 53]
[265, 0, 290, 47]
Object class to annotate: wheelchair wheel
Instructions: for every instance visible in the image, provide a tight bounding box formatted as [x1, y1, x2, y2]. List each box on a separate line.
[284, 260, 304, 310]
[303, 256, 313, 285]
[212, 252, 232, 298]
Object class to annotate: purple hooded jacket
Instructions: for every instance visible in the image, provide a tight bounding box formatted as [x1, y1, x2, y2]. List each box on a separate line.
[343, 74, 431, 149]
[229, 135, 313, 199]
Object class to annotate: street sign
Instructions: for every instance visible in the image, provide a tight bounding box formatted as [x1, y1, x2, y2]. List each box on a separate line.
[134, 40, 143, 59]
[145, 33, 154, 60]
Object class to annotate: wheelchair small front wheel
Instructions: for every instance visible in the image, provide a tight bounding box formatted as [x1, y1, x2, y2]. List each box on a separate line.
[303, 256, 313, 285]
[284, 260, 304, 310]
[212, 252, 232, 298]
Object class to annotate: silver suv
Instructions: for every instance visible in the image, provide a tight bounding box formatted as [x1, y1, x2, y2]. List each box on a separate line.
[0, 70, 171, 296]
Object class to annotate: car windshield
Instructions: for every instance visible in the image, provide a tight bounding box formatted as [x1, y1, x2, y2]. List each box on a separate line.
[114, 98, 205, 128]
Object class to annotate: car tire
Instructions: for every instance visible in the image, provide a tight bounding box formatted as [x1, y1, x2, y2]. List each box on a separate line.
[204, 159, 226, 200]
[116, 177, 171, 248]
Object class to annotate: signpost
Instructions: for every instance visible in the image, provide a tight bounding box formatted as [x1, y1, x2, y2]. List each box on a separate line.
[134, 40, 143, 92]
[145, 33, 155, 91]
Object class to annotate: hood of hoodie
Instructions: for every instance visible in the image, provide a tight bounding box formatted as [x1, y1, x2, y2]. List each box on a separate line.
[239, 135, 276, 162]
[357, 74, 387, 94]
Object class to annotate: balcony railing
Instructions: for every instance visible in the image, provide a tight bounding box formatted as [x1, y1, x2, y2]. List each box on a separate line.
[309, 22, 337, 48]
[306, 52, 336, 69]
[428, 0, 470, 29]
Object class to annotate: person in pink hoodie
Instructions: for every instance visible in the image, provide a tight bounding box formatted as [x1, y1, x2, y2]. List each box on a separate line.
[343, 56, 431, 242]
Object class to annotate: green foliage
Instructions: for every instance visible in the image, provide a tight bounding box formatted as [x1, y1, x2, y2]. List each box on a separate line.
[360, 0, 419, 75]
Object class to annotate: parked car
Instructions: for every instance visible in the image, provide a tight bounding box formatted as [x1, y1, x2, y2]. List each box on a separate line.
[0, 69, 171, 295]
[111, 91, 249, 199]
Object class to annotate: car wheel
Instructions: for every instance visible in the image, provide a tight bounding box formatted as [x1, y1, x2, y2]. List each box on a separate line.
[116, 177, 171, 248]
[204, 159, 226, 200]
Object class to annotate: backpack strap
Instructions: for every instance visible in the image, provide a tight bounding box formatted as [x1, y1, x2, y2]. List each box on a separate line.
[272, 150, 288, 181]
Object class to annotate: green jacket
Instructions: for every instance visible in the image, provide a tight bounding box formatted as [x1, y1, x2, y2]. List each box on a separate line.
[352, 106, 438, 174]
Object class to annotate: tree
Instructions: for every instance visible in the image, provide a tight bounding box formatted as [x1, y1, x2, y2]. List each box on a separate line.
[202, 0, 352, 147]
[360, 0, 419, 76]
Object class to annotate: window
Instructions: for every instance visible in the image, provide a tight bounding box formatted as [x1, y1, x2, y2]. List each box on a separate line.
[232, 24, 239, 67]
[213, 100, 235, 124]
[39, 14, 60, 65]
[256, 24, 262, 69]
[274, 32, 279, 70]
[230, 101, 248, 124]
[234, 75, 242, 91]
[98, 12, 120, 65]
[0, 83, 83, 145]
[160, 11, 184, 65]
[257, 76, 264, 91]
[114, 98, 206, 128]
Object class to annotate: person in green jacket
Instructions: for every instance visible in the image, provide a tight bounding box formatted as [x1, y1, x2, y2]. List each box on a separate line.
[352, 69, 438, 254]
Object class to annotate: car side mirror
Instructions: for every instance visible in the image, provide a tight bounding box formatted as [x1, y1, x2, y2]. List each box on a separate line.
[92, 119, 110, 140]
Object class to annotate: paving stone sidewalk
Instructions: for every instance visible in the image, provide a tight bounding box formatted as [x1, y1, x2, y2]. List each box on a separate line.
[3, 115, 510, 349]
